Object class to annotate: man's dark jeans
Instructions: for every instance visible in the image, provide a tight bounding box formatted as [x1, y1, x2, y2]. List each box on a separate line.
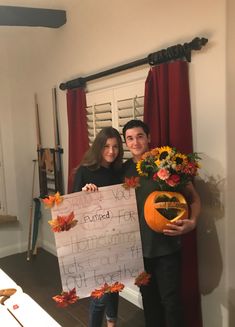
[141, 251, 184, 327]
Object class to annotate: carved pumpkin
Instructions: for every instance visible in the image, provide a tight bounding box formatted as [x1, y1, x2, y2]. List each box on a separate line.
[144, 191, 188, 233]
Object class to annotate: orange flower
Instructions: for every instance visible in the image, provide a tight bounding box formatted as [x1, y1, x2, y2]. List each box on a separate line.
[141, 150, 152, 159]
[42, 192, 63, 208]
[52, 288, 79, 307]
[134, 272, 151, 287]
[48, 211, 77, 232]
[122, 176, 140, 189]
[91, 282, 125, 299]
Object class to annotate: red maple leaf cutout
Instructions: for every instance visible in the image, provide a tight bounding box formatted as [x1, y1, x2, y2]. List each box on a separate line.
[52, 288, 79, 308]
[122, 176, 140, 189]
[134, 271, 151, 287]
[48, 211, 77, 232]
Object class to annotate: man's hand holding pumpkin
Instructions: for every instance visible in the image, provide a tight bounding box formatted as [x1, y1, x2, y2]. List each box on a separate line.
[163, 218, 196, 236]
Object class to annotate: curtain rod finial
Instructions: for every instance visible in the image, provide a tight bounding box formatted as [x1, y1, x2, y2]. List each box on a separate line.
[59, 83, 66, 90]
[59, 77, 86, 91]
[189, 37, 208, 50]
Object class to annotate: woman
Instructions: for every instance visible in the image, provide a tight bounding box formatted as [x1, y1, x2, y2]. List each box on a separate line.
[73, 127, 123, 327]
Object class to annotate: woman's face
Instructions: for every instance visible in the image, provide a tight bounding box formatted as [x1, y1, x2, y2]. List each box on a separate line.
[101, 137, 119, 167]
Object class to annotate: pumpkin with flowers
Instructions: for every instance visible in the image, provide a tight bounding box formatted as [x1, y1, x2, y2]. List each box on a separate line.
[135, 146, 201, 232]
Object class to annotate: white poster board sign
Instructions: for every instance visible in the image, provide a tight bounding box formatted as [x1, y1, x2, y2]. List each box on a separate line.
[51, 184, 144, 298]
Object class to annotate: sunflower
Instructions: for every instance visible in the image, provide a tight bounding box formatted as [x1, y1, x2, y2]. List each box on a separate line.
[173, 153, 188, 166]
[155, 146, 173, 165]
[136, 160, 147, 176]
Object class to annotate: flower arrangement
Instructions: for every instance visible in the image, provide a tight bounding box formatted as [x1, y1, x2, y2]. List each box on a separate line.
[136, 146, 200, 191]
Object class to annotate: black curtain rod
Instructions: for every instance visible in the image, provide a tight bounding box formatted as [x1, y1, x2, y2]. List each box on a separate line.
[59, 36, 208, 91]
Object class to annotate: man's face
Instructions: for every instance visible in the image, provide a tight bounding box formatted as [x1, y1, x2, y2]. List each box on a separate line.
[125, 127, 150, 161]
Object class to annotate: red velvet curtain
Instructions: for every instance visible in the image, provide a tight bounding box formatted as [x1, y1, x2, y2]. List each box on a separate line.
[144, 61, 202, 327]
[66, 88, 89, 193]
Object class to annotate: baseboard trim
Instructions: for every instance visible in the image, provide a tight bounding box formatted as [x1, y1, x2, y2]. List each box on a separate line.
[120, 286, 143, 309]
[0, 243, 22, 258]
[41, 240, 57, 256]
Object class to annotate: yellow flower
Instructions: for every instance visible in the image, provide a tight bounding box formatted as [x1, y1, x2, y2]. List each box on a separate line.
[158, 146, 173, 158]
[136, 160, 148, 176]
[155, 146, 173, 165]
[173, 153, 188, 166]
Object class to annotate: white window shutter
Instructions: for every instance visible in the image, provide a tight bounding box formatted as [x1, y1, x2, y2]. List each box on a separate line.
[114, 81, 145, 159]
[86, 89, 114, 145]
[85, 80, 145, 159]
[86, 102, 112, 145]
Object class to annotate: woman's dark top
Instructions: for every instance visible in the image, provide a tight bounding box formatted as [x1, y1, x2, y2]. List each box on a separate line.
[72, 165, 122, 192]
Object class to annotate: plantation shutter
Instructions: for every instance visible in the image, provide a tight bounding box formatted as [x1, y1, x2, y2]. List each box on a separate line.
[86, 89, 114, 145]
[86, 80, 145, 159]
[115, 81, 145, 159]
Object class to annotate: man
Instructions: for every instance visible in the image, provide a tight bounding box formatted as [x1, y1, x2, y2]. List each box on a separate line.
[122, 119, 201, 327]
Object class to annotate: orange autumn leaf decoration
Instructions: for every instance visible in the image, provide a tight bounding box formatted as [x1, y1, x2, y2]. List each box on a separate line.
[90, 288, 105, 299]
[52, 288, 79, 308]
[91, 282, 124, 299]
[110, 282, 125, 293]
[42, 192, 63, 208]
[54, 191, 63, 205]
[42, 195, 56, 208]
[134, 271, 151, 287]
[122, 176, 140, 189]
[48, 211, 77, 232]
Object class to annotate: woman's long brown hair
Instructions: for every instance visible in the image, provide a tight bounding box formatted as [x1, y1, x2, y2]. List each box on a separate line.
[78, 127, 123, 171]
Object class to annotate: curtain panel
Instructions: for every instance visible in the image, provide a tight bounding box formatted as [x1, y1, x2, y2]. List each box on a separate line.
[66, 88, 89, 193]
[144, 60, 202, 327]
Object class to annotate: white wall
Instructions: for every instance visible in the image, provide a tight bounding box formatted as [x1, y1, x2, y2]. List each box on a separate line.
[0, 0, 232, 325]
[226, 0, 235, 325]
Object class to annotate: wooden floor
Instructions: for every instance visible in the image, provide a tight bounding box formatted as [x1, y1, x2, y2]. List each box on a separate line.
[0, 248, 145, 327]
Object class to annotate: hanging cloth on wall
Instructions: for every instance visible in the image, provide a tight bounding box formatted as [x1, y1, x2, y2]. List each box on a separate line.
[66, 88, 89, 193]
[143, 60, 202, 327]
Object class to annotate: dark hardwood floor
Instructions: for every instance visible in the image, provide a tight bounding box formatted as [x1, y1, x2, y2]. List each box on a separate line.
[0, 248, 145, 327]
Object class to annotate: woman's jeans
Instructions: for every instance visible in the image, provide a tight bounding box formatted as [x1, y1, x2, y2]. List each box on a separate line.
[89, 292, 119, 327]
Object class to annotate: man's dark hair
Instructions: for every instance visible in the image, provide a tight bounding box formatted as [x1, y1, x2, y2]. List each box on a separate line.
[122, 119, 150, 141]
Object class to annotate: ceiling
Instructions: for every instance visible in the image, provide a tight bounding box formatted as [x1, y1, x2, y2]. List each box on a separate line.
[0, 1, 67, 28]
[0, 1, 66, 9]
